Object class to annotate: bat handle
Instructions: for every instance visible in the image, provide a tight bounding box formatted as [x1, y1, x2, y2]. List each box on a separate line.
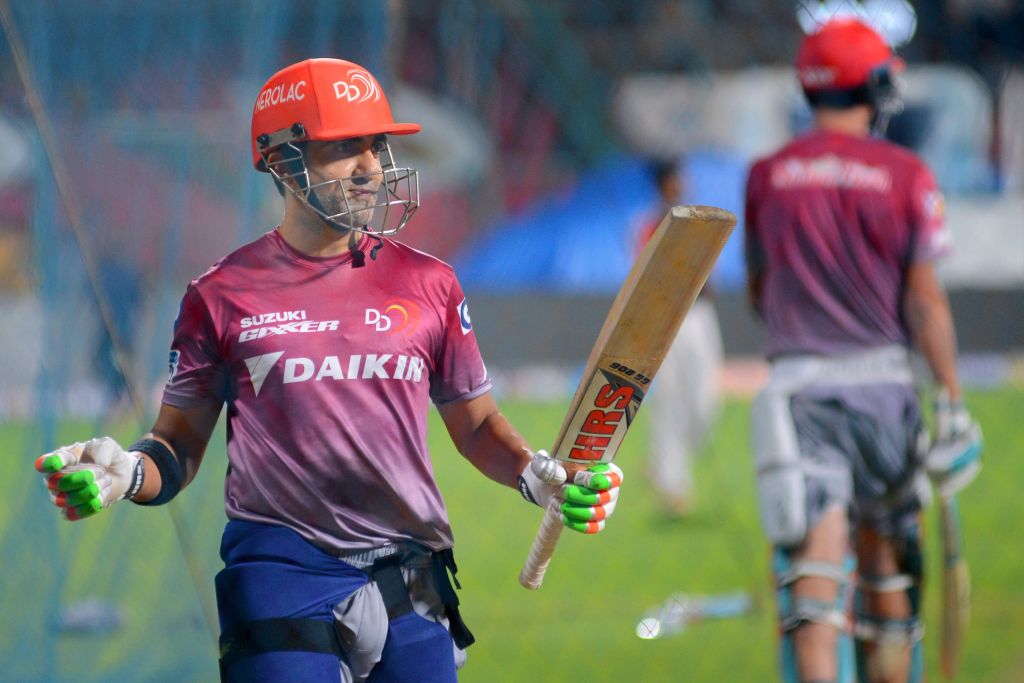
[519, 498, 564, 589]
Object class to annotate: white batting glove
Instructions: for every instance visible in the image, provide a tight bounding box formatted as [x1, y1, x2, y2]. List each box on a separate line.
[517, 450, 567, 509]
[35, 437, 145, 521]
[925, 391, 982, 498]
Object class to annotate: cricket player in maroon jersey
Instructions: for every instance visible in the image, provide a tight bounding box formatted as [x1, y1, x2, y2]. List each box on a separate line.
[34, 58, 623, 683]
[744, 19, 982, 683]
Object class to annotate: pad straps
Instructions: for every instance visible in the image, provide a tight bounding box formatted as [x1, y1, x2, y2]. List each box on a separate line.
[431, 548, 476, 650]
[218, 546, 476, 679]
[369, 554, 414, 620]
[218, 617, 346, 679]
[369, 548, 475, 648]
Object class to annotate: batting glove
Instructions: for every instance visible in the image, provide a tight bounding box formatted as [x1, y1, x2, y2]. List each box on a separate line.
[559, 463, 623, 534]
[518, 451, 623, 534]
[925, 391, 982, 498]
[517, 450, 567, 509]
[35, 437, 145, 521]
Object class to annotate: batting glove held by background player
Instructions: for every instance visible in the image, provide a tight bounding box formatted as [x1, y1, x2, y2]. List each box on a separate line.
[35, 437, 144, 521]
[926, 391, 982, 498]
[518, 451, 623, 534]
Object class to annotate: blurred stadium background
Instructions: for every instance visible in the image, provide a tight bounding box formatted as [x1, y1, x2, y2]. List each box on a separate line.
[1, 0, 1021, 681]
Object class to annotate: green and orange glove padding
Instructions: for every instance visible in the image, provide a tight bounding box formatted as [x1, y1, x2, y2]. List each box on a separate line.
[560, 463, 622, 533]
[517, 451, 623, 534]
[35, 437, 144, 521]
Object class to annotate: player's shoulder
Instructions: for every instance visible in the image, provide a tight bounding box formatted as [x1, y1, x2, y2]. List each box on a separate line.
[756, 131, 827, 167]
[748, 137, 804, 178]
[383, 238, 457, 279]
[754, 130, 930, 176]
[860, 136, 931, 174]
[189, 231, 277, 289]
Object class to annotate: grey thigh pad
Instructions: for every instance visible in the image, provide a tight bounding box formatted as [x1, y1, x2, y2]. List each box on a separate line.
[791, 384, 926, 535]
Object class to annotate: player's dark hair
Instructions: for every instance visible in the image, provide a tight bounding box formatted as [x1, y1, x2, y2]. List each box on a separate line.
[804, 84, 873, 108]
[803, 63, 898, 112]
[647, 159, 679, 188]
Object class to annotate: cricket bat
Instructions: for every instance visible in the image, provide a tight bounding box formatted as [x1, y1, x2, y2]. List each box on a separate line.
[518, 205, 735, 590]
[940, 493, 970, 679]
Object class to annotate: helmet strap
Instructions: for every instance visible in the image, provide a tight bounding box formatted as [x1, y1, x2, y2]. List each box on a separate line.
[349, 229, 365, 268]
[347, 230, 384, 268]
[369, 235, 384, 261]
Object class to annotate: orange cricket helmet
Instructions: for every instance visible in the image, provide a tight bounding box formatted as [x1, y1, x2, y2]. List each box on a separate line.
[796, 18, 902, 92]
[795, 18, 904, 128]
[250, 58, 421, 171]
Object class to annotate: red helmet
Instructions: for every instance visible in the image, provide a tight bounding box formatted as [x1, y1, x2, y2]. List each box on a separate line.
[250, 58, 421, 171]
[796, 18, 902, 92]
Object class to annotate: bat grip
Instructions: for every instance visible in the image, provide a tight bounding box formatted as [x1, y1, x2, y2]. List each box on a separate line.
[519, 497, 564, 589]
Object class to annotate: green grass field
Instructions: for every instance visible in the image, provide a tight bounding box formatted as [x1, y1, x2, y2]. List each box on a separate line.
[2, 388, 1021, 682]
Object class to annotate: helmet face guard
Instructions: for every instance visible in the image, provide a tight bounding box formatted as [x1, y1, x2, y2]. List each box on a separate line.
[261, 135, 419, 237]
[865, 63, 904, 135]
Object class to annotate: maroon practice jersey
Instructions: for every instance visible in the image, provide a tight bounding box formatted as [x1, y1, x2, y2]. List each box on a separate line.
[745, 130, 950, 358]
[163, 230, 492, 553]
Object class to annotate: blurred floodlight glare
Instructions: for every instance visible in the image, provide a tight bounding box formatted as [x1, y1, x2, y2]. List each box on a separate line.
[863, 0, 917, 46]
[795, 0, 917, 47]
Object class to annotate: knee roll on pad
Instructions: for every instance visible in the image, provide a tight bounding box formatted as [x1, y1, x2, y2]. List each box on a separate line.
[854, 524, 924, 683]
[774, 548, 857, 683]
[853, 616, 923, 683]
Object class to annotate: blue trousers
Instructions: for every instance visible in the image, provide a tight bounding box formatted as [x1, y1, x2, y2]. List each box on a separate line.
[216, 520, 458, 682]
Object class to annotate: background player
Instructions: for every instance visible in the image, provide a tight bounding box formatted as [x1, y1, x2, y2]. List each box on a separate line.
[744, 19, 982, 683]
[34, 58, 623, 683]
[636, 159, 723, 516]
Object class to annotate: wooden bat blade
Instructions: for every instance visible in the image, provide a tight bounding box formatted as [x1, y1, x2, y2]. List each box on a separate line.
[519, 205, 736, 590]
[940, 494, 970, 679]
[551, 205, 736, 464]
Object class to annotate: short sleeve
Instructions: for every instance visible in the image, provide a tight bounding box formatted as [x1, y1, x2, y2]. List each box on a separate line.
[429, 276, 493, 405]
[908, 163, 952, 263]
[744, 161, 766, 275]
[162, 284, 227, 408]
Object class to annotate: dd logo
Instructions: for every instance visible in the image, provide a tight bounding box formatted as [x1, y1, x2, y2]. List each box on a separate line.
[365, 308, 392, 332]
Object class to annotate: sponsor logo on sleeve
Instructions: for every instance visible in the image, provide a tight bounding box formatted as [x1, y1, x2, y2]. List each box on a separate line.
[458, 298, 473, 335]
[920, 189, 951, 252]
[167, 350, 180, 382]
[922, 189, 945, 222]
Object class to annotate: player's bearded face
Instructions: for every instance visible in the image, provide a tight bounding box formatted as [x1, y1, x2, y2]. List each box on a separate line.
[313, 172, 381, 229]
[306, 136, 386, 230]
